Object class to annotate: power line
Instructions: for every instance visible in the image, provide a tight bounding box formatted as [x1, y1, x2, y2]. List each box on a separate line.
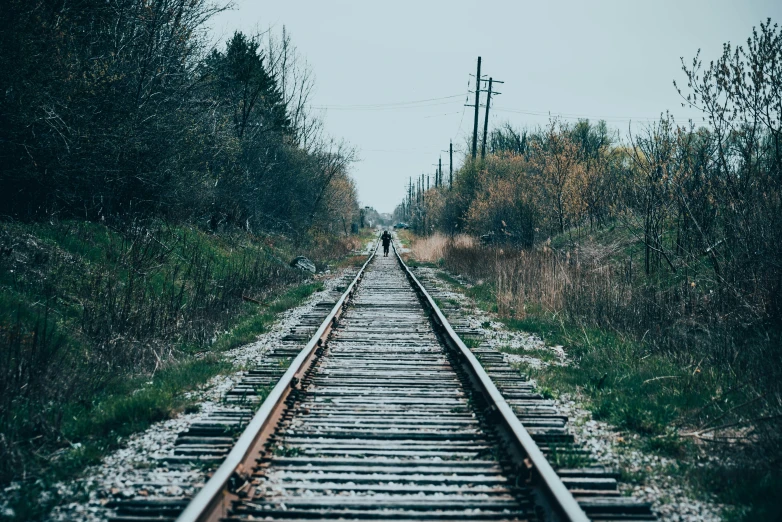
[422, 111, 464, 119]
[313, 100, 462, 112]
[451, 78, 471, 144]
[360, 148, 435, 155]
[492, 106, 705, 123]
[312, 93, 465, 110]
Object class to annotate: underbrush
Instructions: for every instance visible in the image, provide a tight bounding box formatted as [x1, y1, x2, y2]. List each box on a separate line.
[409, 231, 782, 521]
[0, 219, 345, 520]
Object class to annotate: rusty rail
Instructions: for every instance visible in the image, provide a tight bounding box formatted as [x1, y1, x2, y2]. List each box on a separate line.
[175, 242, 378, 522]
[392, 242, 590, 522]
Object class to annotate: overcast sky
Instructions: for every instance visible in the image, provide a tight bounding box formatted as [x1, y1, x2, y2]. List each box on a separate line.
[209, 0, 782, 214]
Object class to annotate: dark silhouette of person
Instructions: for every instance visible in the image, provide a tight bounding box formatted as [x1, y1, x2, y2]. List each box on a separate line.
[380, 230, 392, 257]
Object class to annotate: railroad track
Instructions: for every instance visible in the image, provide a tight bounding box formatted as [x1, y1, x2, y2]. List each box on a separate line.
[107, 240, 655, 522]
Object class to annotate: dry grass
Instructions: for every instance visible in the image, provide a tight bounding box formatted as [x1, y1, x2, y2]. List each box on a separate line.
[411, 233, 473, 263]
[441, 238, 782, 438]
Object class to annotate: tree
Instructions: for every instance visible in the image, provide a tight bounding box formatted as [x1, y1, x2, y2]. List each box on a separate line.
[206, 32, 290, 140]
[529, 120, 585, 234]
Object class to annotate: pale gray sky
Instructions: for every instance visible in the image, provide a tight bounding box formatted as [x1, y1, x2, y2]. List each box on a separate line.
[209, 0, 782, 214]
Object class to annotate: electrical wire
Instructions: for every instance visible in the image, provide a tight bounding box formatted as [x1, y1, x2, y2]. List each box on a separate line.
[492, 106, 705, 124]
[361, 148, 436, 155]
[450, 78, 471, 144]
[423, 111, 463, 119]
[312, 93, 465, 110]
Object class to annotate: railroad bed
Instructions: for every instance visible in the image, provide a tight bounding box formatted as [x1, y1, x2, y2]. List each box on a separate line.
[243, 254, 534, 520]
[108, 243, 656, 522]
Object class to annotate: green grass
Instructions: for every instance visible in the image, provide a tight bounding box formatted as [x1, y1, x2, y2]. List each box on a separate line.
[692, 464, 782, 522]
[405, 258, 438, 268]
[465, 283, 497, 312]
[2, 354, 231, 521]
[61, 355, 231, 472]
[503, 312, 719, 437]
[209, 281, 324, 354]
[547, 444, 592, 468]
[0, 219, 344, 521]
[500, 344, 562, 365]
[435, 270, 463, 288]
[462, 337, 482, 349]
[269, 281, 325, 314]
[395, 229, 414, 248]
[427, 242, 718, 438]
[1, 272, 321, 521]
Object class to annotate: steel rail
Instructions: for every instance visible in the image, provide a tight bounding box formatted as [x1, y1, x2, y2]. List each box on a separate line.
[175, 242, 379, 522]
[392, 241, 590, 522]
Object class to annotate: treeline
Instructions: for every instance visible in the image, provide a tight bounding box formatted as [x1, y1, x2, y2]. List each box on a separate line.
[0, 0, 358, 236]
[0, 2, 360, 510]
[398, 19, 782, 338]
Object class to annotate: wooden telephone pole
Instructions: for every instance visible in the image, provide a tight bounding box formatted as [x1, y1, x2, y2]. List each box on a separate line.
[471, 57, 481, 160]
[481, 77, 503, 159]
[481, 78, 493, 159]
[449, 141, 453, 187]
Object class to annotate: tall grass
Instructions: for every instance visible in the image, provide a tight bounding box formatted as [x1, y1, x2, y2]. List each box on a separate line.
[445, 241, 776, 369]
[411, 233, 473, 263]
[0, 219, 335, 487]
[440, 238, 781, 443]
[436, 234, 782, 520]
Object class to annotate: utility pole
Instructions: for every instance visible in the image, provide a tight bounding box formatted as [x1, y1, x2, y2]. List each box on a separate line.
[427, 175, 430, 191]
[449, 141, 453, 187]
[481, 77, 503, 160]
[408, 177, 412, 220]
[438, 157, 442, 187]
[481, 78, 493, 159]
[471, 56, 481, 160]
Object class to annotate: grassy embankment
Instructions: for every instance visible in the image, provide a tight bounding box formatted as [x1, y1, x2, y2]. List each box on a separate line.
[404, 229, 781, 522]
[0, 220, 364, 520]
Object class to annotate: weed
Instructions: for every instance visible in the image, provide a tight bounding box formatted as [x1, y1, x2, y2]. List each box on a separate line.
[273, 445, 303, 457]
[691, 464, 782, 522]
[462, 337, 482, 349]
[547, 444, 592, 469]
[435, 271, 464, 289]
[645, 431, 689, 458]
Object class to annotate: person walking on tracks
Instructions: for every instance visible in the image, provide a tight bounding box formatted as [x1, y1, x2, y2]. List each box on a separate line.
[380, 230, 392, 257]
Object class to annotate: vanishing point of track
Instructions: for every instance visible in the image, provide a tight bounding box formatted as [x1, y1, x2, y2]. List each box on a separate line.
[111, 240, 656, 522]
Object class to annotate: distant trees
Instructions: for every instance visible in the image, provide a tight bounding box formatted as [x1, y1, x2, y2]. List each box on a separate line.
[530, 121, 587, 234]
[0, 0, 357, 237]
[403, 18, 781, 347]
[401, 118, 622, 244]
